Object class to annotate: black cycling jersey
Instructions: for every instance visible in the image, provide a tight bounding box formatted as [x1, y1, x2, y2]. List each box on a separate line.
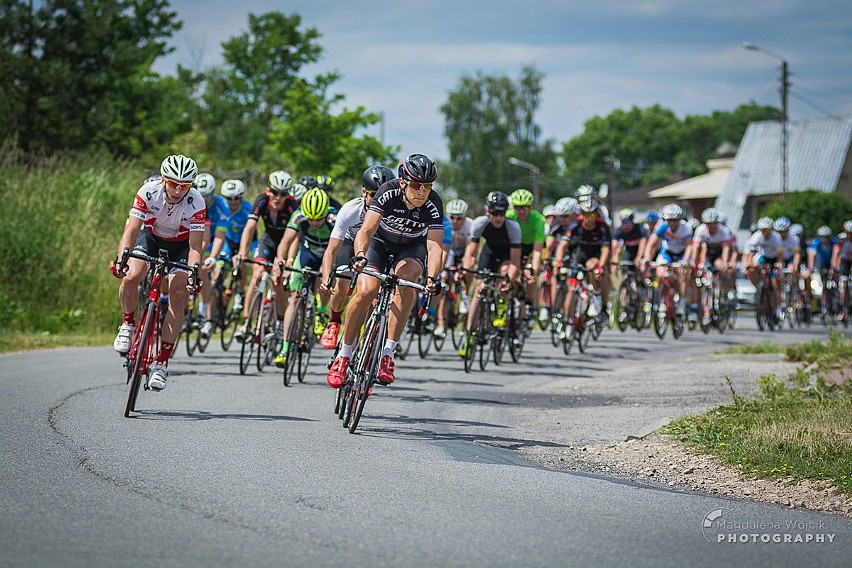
[470, 216, 522, 260]
[368, 180, 444, 245]
[567, 220, 612, 259]
[248, 192, 299, 244]
[613, 223, 648, 261]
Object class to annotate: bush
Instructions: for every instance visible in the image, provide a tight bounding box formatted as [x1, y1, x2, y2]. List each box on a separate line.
[762, 189, 852, 236]
[0, 151, 146, 333]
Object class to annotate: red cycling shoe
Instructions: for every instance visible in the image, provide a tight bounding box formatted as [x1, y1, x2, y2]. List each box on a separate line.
[327, 356, 349, 388]
[377, 355, 395, 385]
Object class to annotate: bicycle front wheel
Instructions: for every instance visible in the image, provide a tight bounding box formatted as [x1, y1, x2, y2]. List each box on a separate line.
[125, 302, 156, 417]
[239, 295, 261, 375]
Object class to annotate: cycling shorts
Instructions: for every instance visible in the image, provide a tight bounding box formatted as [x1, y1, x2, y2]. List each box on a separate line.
[477, 243, 510, 273]
[254, 233, 281, 263]
[366, 235, 427, 273]
[133, 230, 190, 274]
[289, 247, 322, 292]
[657, 249, 684, 264]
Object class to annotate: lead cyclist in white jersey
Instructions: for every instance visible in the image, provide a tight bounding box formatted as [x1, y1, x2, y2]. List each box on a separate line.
[111, 154, 206, 391]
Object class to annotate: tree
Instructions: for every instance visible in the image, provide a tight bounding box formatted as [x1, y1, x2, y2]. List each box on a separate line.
[267, 78, 398, 186]
[1, 0, 182, 155]
[560, 102, 781, 190]
[198, 12, 325, 165]
[440, 65, 558, 205]
[762, 190, 852, 237]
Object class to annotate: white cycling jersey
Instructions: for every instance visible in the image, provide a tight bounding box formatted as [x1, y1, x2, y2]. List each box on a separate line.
[838, 234, 852, 261]
[746, 230, 784, 259]
[330, 197, 367, 243]
[693, 224, 733, 250]
[129, 181, 206, 241]
[779, 233, 801, 261]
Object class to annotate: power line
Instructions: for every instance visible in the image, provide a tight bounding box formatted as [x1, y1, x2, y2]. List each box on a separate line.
[788, 90, 852, 126]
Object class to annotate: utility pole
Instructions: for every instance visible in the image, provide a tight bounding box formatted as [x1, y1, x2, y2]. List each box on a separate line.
[743, 42, 790, 194]
[603, 155, 619, 217]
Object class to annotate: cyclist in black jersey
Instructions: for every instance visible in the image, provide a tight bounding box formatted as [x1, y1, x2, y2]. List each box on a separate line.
[234, 172, 299, 335]
[327, 154, 443, 388]
[557, 198, 612, 320]
[457, 192, 521, 355]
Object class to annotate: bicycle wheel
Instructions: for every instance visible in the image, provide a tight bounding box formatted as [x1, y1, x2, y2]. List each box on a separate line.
[576, 296, 592, 354]
[478, 299, 494, 371]
[125, 302, 156, 417]
[550, 284, 566, 347]
[418, 319, 433, 358]
[347, 317, 383, 434]
[615, 280, 629, 332]
[654, 287, 668, 339]
[699, 286, 712, 334]
[239, 294, 261, 375]
[298, 300, 315, 383]
[221, 299, 240, 351]
[755, 284, 768, 331]
[671, 311, 685, 339]
[536, 283, 551, 331]
[562, 293, 578, 356]
[282, 299, 303, 386]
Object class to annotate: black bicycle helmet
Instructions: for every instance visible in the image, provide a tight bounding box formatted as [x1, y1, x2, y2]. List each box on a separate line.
[299, 175, 318, 189]
[485, 191, 510, 213]
[398, 153, 438, 183]
[316, 175, 334, 192]
[362, 165, 396, 191]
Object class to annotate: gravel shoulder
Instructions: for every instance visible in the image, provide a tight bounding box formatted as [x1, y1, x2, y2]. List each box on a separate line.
[516, 350, 852, 517]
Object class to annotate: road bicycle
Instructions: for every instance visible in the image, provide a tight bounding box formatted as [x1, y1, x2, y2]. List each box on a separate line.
[337, 257, 433, 433]
[434, 266, 466, 352]
[280, 265, 322, 386]
[754, 263, 780, 332]
[209, 259, 245, 351]
[560, 264, 600, 354]
[459, 268, 510, 373]
[237, 259, 283, 375]
[652, 261, 685, 340]
[116, 247, 198, 418]
[549, 261, 570, 347]
[400, 290, 434, 360]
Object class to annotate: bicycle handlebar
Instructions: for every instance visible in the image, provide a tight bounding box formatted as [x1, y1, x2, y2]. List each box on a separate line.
[118, 247, 200, 288]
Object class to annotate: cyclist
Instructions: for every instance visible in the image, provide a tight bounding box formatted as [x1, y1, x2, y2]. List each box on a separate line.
[835, 221, 852, 319]
[458, 191, 521, 357]
[194, 173, 228, 337]
[111, 154, 205, 391]
[545, 197, 579, 314]
[611, 208, 648, 267]
[205, 179, 254, 313]
[326, 153, 443, 388]
[274, 187, 335, 366]
[435, 198, 473, 336]
[693, 207, 733, 272]
[233, 170, 299, 340]
[743, 216, 784, 319]
[641, 203, 693, 316]
[507, 189, 547, 322]
[557, 197, 612, 323]
[543, 204, 557, 231]
[806, 225, 838, 317]
[291, 181, 310, 203]
[318, 165, 395, 349]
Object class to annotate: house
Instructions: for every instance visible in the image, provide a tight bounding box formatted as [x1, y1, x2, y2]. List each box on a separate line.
[647, 152, 735, 219]
[714, 116, 852, 232]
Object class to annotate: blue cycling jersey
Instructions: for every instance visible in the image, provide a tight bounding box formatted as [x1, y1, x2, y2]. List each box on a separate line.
[206, 195, 229, 239]
[810, 238, 836, 267]
[442, 215, 453, 246]
[222, 199, 254, 243]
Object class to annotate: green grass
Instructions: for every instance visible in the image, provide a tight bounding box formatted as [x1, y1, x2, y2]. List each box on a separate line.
[667, 332, 852, 493]
[717, 342, 787, 355]
[0, 330, 114, 354]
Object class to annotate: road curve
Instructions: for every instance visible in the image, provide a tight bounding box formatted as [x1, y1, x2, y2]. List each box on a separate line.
[1, 320, 849, 567]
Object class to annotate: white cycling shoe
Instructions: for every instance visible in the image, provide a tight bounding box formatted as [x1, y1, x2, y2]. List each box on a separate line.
[113, 323, 135, 354]
[147, 362, 168, 391]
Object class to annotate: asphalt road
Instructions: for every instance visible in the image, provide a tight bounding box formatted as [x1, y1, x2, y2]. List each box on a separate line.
[1, 318, 850, 567]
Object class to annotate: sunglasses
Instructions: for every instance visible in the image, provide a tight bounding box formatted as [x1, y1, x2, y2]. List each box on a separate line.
[164, 179, 192, 191]
[226, 196, 242, 201]
[268, 189, 287, 197]
[489, 211, 507, 217]
[450, 216, 466, 221]
[404, 180, 433, 191]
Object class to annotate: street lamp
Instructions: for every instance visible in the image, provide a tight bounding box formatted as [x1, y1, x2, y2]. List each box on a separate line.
[507, 156, 541, 207]
[743, 41, 789, 194]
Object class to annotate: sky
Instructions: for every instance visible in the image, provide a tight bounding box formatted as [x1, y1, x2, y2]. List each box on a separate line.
[154, 0, 852, 162]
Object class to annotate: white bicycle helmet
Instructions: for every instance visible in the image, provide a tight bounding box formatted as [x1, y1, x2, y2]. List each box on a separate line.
[789, 223, 804, 236]
[843, 220, 852, 233]
[268, 170, 294, 192]
[542, 205, 557, 217]
[756, 216, 774, 230]
[660, 203, 683, 221]
[160, 154, 198, 183]
[554, 197, 577, 217]
[291, 183, 309, 201]
[194, 173, 216, 198]
[700, 207, 720, 223]
[221, 179, 246, 199]
[773, 217, 791, 232]
[817, 225, 832, 237]
[446, 199, 469, 216]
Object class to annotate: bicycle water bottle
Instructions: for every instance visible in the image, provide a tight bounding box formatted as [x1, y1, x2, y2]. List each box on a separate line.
[588, 291, 601, 317]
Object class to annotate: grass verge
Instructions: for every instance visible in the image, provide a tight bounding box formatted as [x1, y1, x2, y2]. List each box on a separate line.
[0, 331, 113, 355]
[667, 331, 852, 494]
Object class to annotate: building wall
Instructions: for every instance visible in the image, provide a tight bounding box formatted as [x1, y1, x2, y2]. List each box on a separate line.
[837, 145, 852, 201]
